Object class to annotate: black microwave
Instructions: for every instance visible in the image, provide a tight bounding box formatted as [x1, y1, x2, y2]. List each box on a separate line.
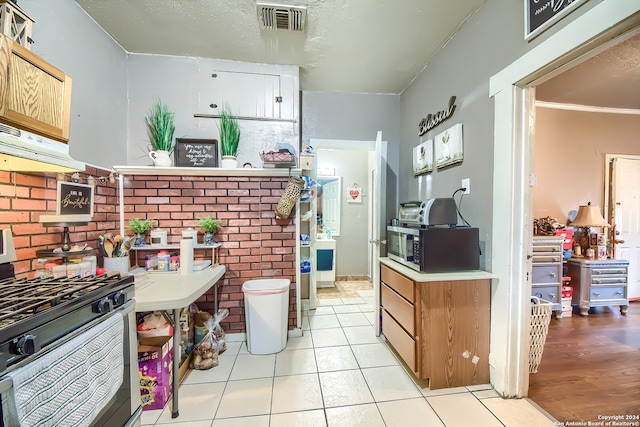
[386, 225, 480, 272]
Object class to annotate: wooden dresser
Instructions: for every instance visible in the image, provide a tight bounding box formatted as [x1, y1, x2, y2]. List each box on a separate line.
[379, 259, 492, 389]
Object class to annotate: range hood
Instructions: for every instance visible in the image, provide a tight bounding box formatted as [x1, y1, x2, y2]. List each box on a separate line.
[0, 123, 85, 172]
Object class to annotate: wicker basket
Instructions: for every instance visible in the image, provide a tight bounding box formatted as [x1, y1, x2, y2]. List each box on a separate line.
[529, 296, 553, 373]
[260, 150, 296, 168]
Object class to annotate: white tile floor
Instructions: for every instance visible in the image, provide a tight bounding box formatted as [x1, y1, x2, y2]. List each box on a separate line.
[141, 292, 557, 427]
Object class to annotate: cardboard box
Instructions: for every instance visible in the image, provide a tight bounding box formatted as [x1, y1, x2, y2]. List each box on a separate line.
[562, 297, 573, 317]
[138, 336, 173, 411]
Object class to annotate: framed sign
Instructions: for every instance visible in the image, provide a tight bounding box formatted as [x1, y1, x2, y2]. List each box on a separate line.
[57, 182, 94, 216]
[175, 138, 218, 167]
[413, 139, 433, 176]
[525, 0, 588, 41]
[435, 123, 464, 170]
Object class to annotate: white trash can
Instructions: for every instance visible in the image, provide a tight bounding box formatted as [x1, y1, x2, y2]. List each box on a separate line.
[242, 279, 290, 354]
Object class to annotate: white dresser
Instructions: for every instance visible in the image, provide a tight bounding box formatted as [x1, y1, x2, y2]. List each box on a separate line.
[531, 236, 564, 318]
[567, 258, 629, 316]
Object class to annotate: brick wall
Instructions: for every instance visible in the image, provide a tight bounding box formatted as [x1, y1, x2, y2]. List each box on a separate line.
[123, 174, 297, 334]
[0, 167, 120, 278]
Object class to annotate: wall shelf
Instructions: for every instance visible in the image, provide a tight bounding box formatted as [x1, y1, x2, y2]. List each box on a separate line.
[113, 166, 301, 177]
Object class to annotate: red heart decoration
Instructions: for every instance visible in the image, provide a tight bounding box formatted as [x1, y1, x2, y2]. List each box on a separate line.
[349, 189, 359, 199]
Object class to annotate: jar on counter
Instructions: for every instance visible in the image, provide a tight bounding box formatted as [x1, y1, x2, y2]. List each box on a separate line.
[35, 258, 48, 279]
[169, 256, 179, 271]
[52, 264, 67, 278]
[157, 253, 170, 271]
[67, 263, 82, 278]
[145, 254, 158, 271]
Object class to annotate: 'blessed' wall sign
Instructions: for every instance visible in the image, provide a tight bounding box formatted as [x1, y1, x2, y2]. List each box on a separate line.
[418, 96, 457, 136]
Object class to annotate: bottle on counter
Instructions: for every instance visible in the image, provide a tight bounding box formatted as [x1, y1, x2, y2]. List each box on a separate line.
[35, 258, 48, 279]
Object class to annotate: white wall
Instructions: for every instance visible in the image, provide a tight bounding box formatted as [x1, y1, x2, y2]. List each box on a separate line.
[21, 0, 128, 169]
[126, 55, 300, 168]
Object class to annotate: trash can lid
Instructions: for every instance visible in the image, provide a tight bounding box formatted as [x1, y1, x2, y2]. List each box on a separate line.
[242, 279, 290, 293]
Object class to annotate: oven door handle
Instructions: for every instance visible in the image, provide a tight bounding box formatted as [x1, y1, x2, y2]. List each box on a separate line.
[0, 298, 136, 395]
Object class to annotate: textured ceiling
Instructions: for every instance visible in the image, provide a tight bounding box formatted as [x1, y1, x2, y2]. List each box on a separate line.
[536, 31, 640, 110]
[73, 0, 640, 105]
[73, 0, 485, 94]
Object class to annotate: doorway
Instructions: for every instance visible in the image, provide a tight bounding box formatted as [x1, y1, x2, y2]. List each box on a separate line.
[310, 139, 376, 300]
[489, 2, 640, 398]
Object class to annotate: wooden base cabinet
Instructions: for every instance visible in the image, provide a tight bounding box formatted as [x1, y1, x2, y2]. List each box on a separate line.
[380, 263, 490, 389]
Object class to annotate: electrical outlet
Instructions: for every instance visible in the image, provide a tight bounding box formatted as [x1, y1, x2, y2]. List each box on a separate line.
[461, 178, 470, 194]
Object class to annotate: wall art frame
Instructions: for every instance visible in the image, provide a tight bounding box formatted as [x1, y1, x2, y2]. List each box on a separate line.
[435, 123, 464, 170]
[412, 139, 433, 176]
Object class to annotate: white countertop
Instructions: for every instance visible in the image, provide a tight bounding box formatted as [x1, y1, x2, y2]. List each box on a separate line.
[134, 264, 226, 311]
[379, 257, 496, 282]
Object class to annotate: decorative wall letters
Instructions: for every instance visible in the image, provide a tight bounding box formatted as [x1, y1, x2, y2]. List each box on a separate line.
[418, 96, 457, 136]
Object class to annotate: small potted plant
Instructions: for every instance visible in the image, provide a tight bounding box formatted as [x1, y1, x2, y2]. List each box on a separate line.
[198, 216, 222, 245]
[218, 103, 240, 168]
[146, 97, 176, 166]
[127, 218, 154, 246]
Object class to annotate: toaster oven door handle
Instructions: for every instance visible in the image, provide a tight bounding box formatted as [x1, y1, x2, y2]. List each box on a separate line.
[400, 201, 424, 207]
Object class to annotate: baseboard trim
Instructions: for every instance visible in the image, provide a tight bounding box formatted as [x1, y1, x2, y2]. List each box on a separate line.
[335, 275, 371, 281]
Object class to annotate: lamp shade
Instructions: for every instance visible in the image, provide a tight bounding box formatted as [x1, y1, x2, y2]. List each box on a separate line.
[571, 203, 609, 228]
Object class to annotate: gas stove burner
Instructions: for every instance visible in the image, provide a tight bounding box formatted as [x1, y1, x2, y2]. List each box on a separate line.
[0, 272, 135, 374]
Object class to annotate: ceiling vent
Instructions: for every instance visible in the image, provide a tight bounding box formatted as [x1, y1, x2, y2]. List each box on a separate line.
[257, 2, 307, 32]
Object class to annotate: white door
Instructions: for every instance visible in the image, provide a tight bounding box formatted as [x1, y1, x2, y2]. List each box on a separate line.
[322, 179, 341, 236]
[612, 157, 640, 299]
[372, 131, 387, 336]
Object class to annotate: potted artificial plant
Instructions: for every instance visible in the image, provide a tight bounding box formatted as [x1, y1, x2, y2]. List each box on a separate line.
[218, 104, 240, 168]
[145, 98, 176, 166]
[127, 218, 154, 246]
[198, 216, 222, 245]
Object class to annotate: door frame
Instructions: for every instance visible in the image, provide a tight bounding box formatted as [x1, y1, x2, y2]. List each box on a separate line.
[604, 154, 640, 224]
[489, 1, 640, 397]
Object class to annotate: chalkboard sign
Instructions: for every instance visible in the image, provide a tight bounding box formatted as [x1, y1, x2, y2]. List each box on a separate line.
[56, 182, 94, 216]
[525, 0, 588, 40]
[175, 138, 218, 167]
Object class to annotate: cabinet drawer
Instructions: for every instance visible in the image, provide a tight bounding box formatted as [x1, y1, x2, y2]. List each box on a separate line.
[591, 267, 627, 277]
[591, 276, 627, 285]
[532, 245, 562, 253]
[382, 309, 416, 372]
[589, 286, 627, 302]
[532, 285, 560, 303]
[531, 264, 561, 284]
[381, 265, 414, 303]
[381, 283, 415, 335]
[532, 255, 562, 264]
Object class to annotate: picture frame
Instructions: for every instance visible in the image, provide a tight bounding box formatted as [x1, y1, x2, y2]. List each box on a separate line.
[56, 181, 94, 216]
[525, 0, 588, 41]
[412, 139, 433, 176]
[174, 138, 218, 167]
[435, 123, 463, 170]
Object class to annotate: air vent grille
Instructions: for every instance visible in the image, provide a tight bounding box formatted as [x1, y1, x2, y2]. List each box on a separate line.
[257, 2, 306, 32]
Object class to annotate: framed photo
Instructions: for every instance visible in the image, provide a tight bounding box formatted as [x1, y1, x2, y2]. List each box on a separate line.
[175, 138, 218, 167]
[525, 0, 588, 41]
[56, 181, 94, 216]
[412, 139, 433, 176]
[435, 123, 463, 170]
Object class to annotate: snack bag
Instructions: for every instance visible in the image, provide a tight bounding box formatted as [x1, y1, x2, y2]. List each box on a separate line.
[211, 309, 229, 354]
[191, 315, 218, 370]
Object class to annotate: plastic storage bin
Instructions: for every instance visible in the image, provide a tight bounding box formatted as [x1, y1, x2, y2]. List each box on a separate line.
[242, 279, 290, 354]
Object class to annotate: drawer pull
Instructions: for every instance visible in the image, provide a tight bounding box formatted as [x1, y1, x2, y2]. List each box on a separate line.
[616, 291, 624, 295]
[593, 291, 601, 296]
[548, 272, 557, 278]
[548, 293, 556, 298]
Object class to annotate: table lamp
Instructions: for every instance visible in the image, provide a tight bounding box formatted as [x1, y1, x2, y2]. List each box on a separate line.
[570, 202, 609, 255]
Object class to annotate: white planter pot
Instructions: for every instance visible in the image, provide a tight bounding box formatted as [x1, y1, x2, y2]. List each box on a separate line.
[221, 156, 238, 168]
[149, 150, 173, 167]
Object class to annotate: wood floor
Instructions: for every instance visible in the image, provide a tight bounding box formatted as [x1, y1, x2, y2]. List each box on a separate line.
[528, 301, 640, 423]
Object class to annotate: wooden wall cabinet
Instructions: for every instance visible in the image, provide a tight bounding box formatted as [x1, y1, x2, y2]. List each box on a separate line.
[0, 33, 72, 141]
[380, 262, 490, 389]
